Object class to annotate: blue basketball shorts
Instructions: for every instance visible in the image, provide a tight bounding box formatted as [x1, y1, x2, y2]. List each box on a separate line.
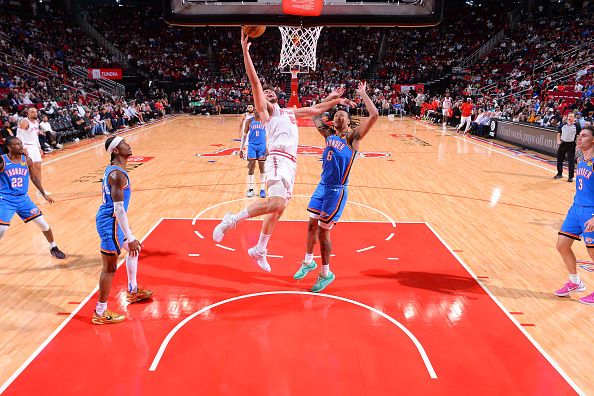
[0, 194, 42, 226]
[247, 144, 266, 160]
[559, 204, 594, 247]
[307, 183, 348, 225]
[96, 214, 126, 256]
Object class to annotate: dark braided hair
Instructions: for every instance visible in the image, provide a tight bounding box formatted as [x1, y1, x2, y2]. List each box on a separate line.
[104, 136, 116, 164]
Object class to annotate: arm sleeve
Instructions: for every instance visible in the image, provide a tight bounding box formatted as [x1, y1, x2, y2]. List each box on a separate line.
[113, 201, 136, 242]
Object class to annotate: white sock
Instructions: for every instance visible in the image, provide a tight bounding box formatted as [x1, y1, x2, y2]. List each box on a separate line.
[49, 241, 57, 248]
[569, 274, 580, 284]
[260, 173, 266, 191]
[247, 174, 255, 190]
[96, 301, 107, 316]
[126, 254, 138, 293]
[233, 209, 250, 224]
[304, 253, 314, 264]
[257, 232, 271, 251]
[321, 264, 330, 276]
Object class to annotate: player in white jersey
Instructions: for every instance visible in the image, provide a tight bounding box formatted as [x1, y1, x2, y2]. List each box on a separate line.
[213, 30, 354, 272]
[442, 92, 452, 129]
[16, 107, 44, 185]
[238, 104, 255, 138]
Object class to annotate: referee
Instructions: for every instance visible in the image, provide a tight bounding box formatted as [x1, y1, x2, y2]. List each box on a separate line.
[555, 113, 581, 182]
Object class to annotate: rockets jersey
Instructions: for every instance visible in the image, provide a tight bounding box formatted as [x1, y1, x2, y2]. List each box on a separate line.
[264, 104, 299, 158]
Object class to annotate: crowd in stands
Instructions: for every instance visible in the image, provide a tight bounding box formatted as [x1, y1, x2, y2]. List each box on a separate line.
[1, 0, 593, 153]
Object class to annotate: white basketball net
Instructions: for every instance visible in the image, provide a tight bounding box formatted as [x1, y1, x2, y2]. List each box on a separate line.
[278, 26, 323, 72]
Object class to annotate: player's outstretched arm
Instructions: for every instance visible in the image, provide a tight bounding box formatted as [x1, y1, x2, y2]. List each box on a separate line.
[27, 157, 53, 204]
[294, 97, 355, 118]
[241, 31, 270, 123]
[311, 87, 345, 138]
[351, 82, 379, 143]
[109, 171, 141, 256]
[239, 118, 251, 159]
[238, 113, 246, 134]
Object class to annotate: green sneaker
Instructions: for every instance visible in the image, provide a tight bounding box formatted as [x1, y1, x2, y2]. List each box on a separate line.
[293, 260, 317, 280]
[311, 271, 335, 293]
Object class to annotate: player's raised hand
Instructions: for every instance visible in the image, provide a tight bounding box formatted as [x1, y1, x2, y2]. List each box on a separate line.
[239, 149, 244, 160]
[338, 98, 356, 107]
[43, 194, 55, 205]
[329, 87, 345, 100]
[241, 29, 251, 53]
[356, 81, 368, 97]
[128, 239, 142, 257]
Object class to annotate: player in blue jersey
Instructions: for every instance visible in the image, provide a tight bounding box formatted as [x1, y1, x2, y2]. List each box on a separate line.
[239, 111, 267, 198]
[294, 82, 379, 292]
[555, 125, 594, 305]
[93, 136, 152, 324]
[0, 137, 65, 258]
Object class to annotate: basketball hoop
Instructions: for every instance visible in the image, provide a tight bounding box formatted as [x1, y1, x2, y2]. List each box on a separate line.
[278, 26, 323, 73]
[290, 68, 300, 80]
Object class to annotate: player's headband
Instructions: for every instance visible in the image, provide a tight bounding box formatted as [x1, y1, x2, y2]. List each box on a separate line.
[107, 136, 124, 154]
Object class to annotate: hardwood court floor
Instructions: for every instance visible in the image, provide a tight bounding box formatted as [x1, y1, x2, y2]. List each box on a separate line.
[0, 115, 591, 394]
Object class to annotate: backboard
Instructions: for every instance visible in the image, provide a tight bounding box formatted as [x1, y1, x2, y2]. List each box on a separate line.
[164, 0, 443, 27]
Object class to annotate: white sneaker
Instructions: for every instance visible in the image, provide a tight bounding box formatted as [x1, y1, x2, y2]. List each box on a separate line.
[56, 144, 63, 149]
[246, 189, 254, 198]
[212, 213, 236, 243]
[248, 246, 271, 272]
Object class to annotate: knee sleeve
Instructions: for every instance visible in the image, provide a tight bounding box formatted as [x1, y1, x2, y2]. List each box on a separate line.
[32, 216, 50, 232]
[309, 212, 320, 220]
[0, 225, 8, 240]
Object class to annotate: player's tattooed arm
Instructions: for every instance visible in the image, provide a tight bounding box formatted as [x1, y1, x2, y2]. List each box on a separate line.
[27, 156, 54, 204]
[351, 82, 379, 147]
[313, 116, 332, 138]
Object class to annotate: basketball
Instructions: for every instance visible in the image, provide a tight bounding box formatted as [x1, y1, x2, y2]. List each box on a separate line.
[242, 25, 266, 38]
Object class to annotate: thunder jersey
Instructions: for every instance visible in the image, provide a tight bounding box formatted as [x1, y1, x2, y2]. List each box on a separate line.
[320, 134, 356, 187]
[248, 120, 266, 147]
[97, 165, 131, 218]
[574, 156, 594, 206]
[0, 154, 29, 196]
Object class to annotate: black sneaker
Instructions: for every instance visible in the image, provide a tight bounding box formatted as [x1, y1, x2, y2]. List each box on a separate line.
[568, 178, 574, 182]
[50, 246, 66, 259]
[553, 174, 563, 179]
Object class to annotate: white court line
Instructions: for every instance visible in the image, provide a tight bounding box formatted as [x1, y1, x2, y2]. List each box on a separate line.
[148, 290, 438, 379]
[356, 246, 376, 253]
[412, 121, 557, 174]
[313, 254, 336, 258]
[43, 116, 178, 166]
[0, 218, 165, 395]
[188, 254, 200, 257]
[267, 254, 284, 258]
[424, 222, 585, 396]
[385, 233, 395, 241]
[194, 231, 204, 239]
[215, 244, 235, 252]
[387, 257, 400, 261]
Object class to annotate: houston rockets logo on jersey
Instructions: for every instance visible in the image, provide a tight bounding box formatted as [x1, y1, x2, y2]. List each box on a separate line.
[197, 145, 390, 158]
